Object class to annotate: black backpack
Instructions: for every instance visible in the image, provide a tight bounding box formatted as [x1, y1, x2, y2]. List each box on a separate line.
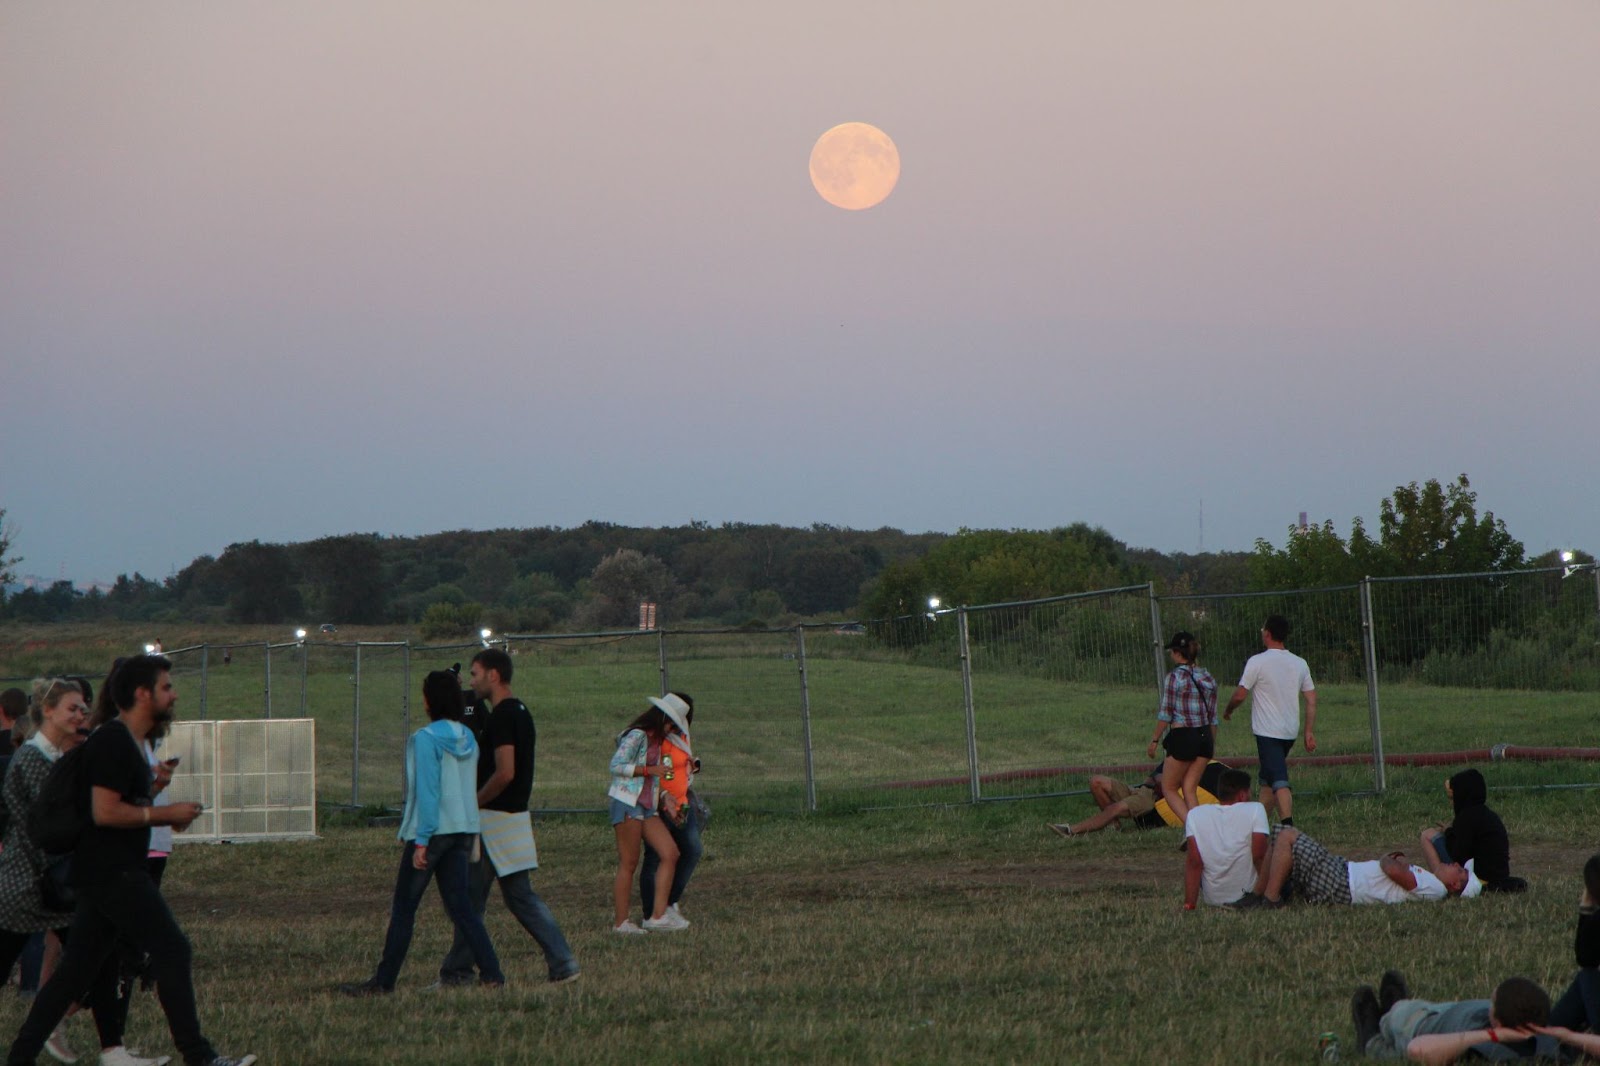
[28, 742, 91, 855]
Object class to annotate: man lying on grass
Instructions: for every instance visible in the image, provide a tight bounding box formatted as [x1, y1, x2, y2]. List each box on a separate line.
[1230, 826, 1480, 909]
[1351, 969, 1600, 1063]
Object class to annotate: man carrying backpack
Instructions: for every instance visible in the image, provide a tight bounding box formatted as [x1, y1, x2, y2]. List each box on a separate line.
[6, 654, 255, 1066]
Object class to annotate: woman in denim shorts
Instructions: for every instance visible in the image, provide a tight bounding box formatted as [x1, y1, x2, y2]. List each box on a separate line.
[607, 695, 692, 934]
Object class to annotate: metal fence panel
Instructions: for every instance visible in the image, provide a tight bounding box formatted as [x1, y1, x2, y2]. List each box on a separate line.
[797, 616, 970, 812]
[966, 586, 1158, 800]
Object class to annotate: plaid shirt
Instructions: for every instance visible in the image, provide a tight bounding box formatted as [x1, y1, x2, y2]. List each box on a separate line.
[1159, 665, 1218, 728]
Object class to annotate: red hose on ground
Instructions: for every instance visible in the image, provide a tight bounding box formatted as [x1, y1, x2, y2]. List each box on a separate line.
[885, 746, 1600, 790]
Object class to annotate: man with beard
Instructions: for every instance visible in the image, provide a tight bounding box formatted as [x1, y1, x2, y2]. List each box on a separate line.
[5, 655, 255, 1066]
[435, 648, 578, 986]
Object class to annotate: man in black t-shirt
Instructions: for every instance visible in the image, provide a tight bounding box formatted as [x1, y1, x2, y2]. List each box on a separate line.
[437, 648, 579, 985]
[5, 655, 255, 1066]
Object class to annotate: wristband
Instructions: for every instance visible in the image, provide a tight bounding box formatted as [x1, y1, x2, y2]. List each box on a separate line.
[1486, 1030, 1499, 1044]
[1183, 902, 1196, 911]
[143, 807, 150, 826]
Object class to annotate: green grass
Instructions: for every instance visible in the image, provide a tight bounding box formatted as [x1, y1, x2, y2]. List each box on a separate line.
[6, 788, 1597, 1065]
[5, 624, 1597, 812]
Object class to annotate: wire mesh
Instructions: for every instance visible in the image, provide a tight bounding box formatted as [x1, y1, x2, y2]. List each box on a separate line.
[1366, 567, 1600, 751]
[799, 616, 970, 812]
[965, 586, 1157, 801]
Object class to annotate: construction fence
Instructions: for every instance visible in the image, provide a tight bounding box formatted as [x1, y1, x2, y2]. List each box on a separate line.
[14, 564, 1598, 815]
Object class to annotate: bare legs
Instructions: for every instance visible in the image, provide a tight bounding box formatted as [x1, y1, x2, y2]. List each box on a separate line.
[1250, 826, 1299, 901]
[613, 816, 681, 926]
[1260, 784, 1294, 822]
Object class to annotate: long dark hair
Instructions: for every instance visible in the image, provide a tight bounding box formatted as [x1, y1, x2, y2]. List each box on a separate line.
[422, 665, 465, 722]
[621, 706, 670, 739]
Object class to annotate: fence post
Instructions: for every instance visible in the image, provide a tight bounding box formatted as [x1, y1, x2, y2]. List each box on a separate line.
[402, 643, 411, 741]
[299, 638, 308, 718]
[199, 644, 209, 717]
[264, 642, 272, 718]
[657, 629, 670, 697]
[795, 626, 817, 813]
[1146, 582, 1166, 694]
[957, 608, 980, 804]
[352, 643, 363, 807]
[1359, 577, 1387, 793]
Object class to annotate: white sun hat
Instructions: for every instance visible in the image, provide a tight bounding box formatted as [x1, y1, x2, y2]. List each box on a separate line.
[647, 693, 691, 735]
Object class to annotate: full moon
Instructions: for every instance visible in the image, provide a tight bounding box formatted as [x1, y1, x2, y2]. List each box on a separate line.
[809, 122, 900, 211]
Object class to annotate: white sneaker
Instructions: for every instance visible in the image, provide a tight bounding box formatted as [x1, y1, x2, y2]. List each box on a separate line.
[642, 911, 689, 932]
[665, 903, 689, 925]
[612, 919, 647, 935]
[45, 1026, 78, 1064]
[101, 1048, 172, 1066]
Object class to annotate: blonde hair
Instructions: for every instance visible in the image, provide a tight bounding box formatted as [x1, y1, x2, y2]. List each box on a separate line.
[28, 677, 77, 727]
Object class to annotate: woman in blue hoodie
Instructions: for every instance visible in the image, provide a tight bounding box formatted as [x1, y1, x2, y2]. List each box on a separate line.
[342, 668, 504, 994]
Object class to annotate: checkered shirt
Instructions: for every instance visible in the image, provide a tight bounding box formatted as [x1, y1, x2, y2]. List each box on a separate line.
[1159, 665, 1218, 728]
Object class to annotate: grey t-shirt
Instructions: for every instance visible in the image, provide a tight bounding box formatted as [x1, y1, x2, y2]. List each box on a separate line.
[1415, 1001, 1563, 1061]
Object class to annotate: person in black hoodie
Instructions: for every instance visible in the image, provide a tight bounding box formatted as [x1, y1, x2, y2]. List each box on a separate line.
[1549, 854, 1600, 1034]
[1421, 768, 1524, 894]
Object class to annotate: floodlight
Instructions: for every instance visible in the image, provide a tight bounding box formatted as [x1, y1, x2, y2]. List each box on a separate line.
[480, 628, 492, 640]
[143, 643, 156, 655]
[294, 628, 307, 641]
[1561, 550, 1575, 564]
[928, 597, 941, 610]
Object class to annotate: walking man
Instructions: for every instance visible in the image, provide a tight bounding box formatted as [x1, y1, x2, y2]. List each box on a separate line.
[437, 648, 579, 986]
[6, 654, 254, 1066]
[1222, 615, 1316, 825]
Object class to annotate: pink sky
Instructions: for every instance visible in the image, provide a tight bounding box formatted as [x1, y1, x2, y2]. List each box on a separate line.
[3, 2, 1596, 580]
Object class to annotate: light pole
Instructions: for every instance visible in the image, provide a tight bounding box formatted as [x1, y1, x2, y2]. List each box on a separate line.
[295, 629, 308, 718]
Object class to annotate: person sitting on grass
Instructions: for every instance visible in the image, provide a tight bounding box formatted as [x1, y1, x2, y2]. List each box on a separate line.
[1230, 826, 1478, 909]
[1549, 853, 1600, 1035]
[1350, 969, 1600, 1062]
[1422, 768, 1523, 894]
[340, 667, 504, 995]
[1182, 769, 1268, 909]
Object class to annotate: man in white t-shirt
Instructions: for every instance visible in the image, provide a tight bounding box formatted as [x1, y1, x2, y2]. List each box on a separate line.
[1183, 768, 1270, 908]
[1222, 614, 1317, 826]
[1230, 826, 1478, 909]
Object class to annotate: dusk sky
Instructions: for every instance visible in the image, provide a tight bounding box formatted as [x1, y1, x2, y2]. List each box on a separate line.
[4, 2, 1596, 584]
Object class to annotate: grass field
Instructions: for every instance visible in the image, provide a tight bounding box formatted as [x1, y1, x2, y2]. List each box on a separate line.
[2, 625, 1598, 1062]
[4, 624, 1597, 813]
[3, 786, 1596, 1065]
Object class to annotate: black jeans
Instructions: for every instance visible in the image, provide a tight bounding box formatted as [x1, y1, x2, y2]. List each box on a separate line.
[0, 927, 122, 1051]
[7, 868, 215, 1066]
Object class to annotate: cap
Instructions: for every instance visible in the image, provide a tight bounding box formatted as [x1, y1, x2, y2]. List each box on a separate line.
[1164, 631, 1197, 652]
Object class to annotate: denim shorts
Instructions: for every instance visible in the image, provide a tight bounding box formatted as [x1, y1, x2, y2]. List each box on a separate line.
[609, 798, 653, 826]
[1255, 735, 1296, 790]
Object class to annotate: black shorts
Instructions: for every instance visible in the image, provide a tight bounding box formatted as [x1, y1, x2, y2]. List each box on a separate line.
[1163, 726, 1215, 763]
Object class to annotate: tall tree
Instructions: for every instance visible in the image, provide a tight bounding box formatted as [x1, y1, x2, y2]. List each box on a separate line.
[0, 508, 19, 592]
[215, 541, 303, 624]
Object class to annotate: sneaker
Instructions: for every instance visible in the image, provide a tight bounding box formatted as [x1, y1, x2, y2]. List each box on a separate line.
[1226, 893, 1283, 911]
[200, 1056, 256, 1066]
[44, 1026, 77, 1064]
[100, 1049, 171, 1066]
[1046, 823, 1074, 838]
[338, 978, 392, 997]
[666, 903, 686, 922]
[1379, 970, 1411, 1014]
[549, 968, 581, 985]
[642, 911, 689, 932]
[1352, 986, 1382, 1051]
[613, 920, 647, 935]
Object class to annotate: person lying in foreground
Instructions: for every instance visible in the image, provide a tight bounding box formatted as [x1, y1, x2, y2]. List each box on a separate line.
[1351, 969, 1600, 1062]
[1230, 826, 1479, 909]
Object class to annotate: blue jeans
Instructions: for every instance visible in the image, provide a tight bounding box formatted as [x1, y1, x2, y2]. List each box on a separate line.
[374, 834, 503, 989]
[440, 853, 576, 983]
[1551, 969, 1600, 1031]
[640, 804, 703, 910]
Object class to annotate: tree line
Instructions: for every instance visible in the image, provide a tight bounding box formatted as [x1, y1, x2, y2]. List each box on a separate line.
[2, 477, 1582, 645]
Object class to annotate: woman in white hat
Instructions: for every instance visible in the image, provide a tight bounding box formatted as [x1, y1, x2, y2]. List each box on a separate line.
[606, 695, 690, 933]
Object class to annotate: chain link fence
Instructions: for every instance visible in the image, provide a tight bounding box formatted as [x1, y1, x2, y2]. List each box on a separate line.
[6, 564, 1595, 814]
